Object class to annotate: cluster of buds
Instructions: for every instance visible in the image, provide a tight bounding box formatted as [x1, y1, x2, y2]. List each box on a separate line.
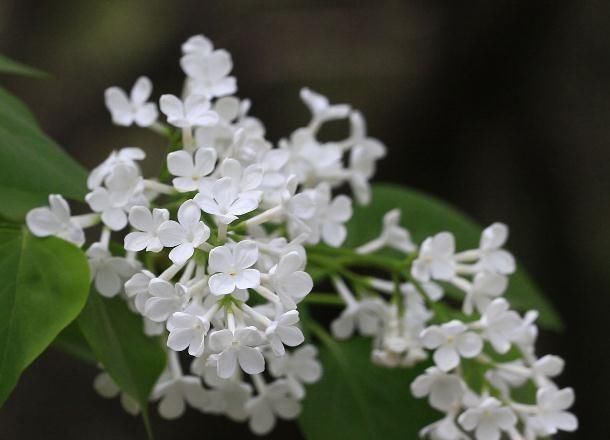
[25, 34, 576, 439]
[330, 218, 578, 439]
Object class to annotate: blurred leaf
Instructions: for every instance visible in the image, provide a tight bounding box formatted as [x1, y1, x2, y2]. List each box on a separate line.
[77, 293, 166, 417]
[0, 225, 90, 405]
[0, 86, 87, 222]
[0, 54, 46, 77]
[346, 184, 562, 330]
[299, 327, 439, 439]
[53, 322, 96, 365]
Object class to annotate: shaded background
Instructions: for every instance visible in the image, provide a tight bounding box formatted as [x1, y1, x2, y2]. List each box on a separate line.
[0, 0, 608, 438]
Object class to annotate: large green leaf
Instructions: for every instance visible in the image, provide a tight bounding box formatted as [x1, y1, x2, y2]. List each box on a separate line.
[346, 183, 562, 330]
[0, 54, 46, 77]
[0, 86, 87, 221]
[77, 293, 166, 414]
[0, 225, 90, 405]
[299, 330, 439, 439]
[53, 322, 96, 365]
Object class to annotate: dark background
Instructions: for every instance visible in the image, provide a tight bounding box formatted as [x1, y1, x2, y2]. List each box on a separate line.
[1, 1, 608, 438]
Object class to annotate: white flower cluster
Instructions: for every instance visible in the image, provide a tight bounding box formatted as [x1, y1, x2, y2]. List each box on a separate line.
[25, 34, 382, 435]
[331, 218, 577, 440]
[25, 33, 576, 439]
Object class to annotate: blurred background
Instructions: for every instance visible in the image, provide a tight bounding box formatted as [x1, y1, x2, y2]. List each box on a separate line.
[0, 0, 607, 438]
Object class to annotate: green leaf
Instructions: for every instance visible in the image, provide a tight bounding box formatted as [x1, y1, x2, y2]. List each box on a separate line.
[346, 183, 562, 330]
[77, 293, 166, 414]
[299, 328, 439, 439]
[0, 54, 47, 77]
[0, 225, 90, 405]
[53, 322, 96, 365]
[0, 86, 87, 222]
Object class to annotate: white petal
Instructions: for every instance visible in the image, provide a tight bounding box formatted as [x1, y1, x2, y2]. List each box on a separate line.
[157, 221, 186, 247]
[235, 269, 260, 290]
[26, 207, 60, 236]
[130, 76, 152, 105]
[169, 243, 195, 264]
[434, 345, 460, 371]
[167, 150, 194, 177]
[208, 273, 235, 295]
[237, 346, 265, 374]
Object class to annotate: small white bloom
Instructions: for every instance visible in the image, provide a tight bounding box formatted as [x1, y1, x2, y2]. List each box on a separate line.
[458, 397, 517, 440]
[479, 298, 522, 354]
[195, 176, 260, 224]
[199, 364, 252, 421]
[420, 415, 469, 440]
[124, 206, 169, 252]
[124, 270, 154, 314]
[463, 272, 508, 315]
[380, 209, 416, 253]
[152, 372, 208, 419]
[528, 386, 578, 435]
[159, 94, 219, 128]
[167, 311, 211, 357]
[86, 243, 136, 297]
[245, 380, 301, 435]
[182, 34, 213, 55]
[87, 147, 145, 190]
[479, 223, 516, 274]
[85, 164, 145, 230]
[93, 372, 140, 415]
[420, 320, 483, 372]
[157, 200, 210, 264]
[167, 147, 217, 192]
[104, 76, 158, 127]
[208, 327, 266, 378]
[300, 88, 350, 126]
[268, 251, 313, 309]
[410, 367, 465, 412]
[412, 232, 456, 282]
[265, 310, 305, 356]
[144, 278, 187, 322]
[331, 298, 386, 340]
[26, 194, 85, 246]
[208, 240, 260, 296]
[268, 345, 322, 399]
[181, 49, 237, 98]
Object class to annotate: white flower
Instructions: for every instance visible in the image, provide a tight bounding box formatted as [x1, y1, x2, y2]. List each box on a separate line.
[152, 372, 208, 419]
[380, 209, 416, 252]
[331, 298, 386, 340]
[104, 76, 158, 127]
[219, 158, 263, 196]
[410, 367, 465, 412]
[245, 380, 301, 435]
[195, 176, 260, 224]
[26, 194, 85, 246]
[479, 223, 516, 274]
[159, 94, 219, 128]
[144, 278, 186, 322]
[181, 49, 237, 98]
[208, 241, 260, 296]
[458, 397, 517, 440]
[86, 243, 136, 297]
[268, 252, 313, 310]
[87, 147, 145, 190]
[124, 206, 169, 252]
[124, 270, 154, 314]
[182, 34, 213, 55]
[167, 311, 210, 357]
[268, 345, 322, 399]
[420, 415, 469, 440]
[208, 327, 266, 378]
[463, 272, 507, 315]
[157, 200, 210, 264]
[93, 372, 140, 415]
[479, 298, 522, 354]
[199, 365, 252, 421]
[298, 183, 352, 247]
[265, 310, 305, 356]
[528, 386, 577, 435]
[167, 147, 217, 192]
[85, 164, 145, 230]
[420, 320, 483, 371]
[300, 88, 350, 126]
[412, 232, 456, 282]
